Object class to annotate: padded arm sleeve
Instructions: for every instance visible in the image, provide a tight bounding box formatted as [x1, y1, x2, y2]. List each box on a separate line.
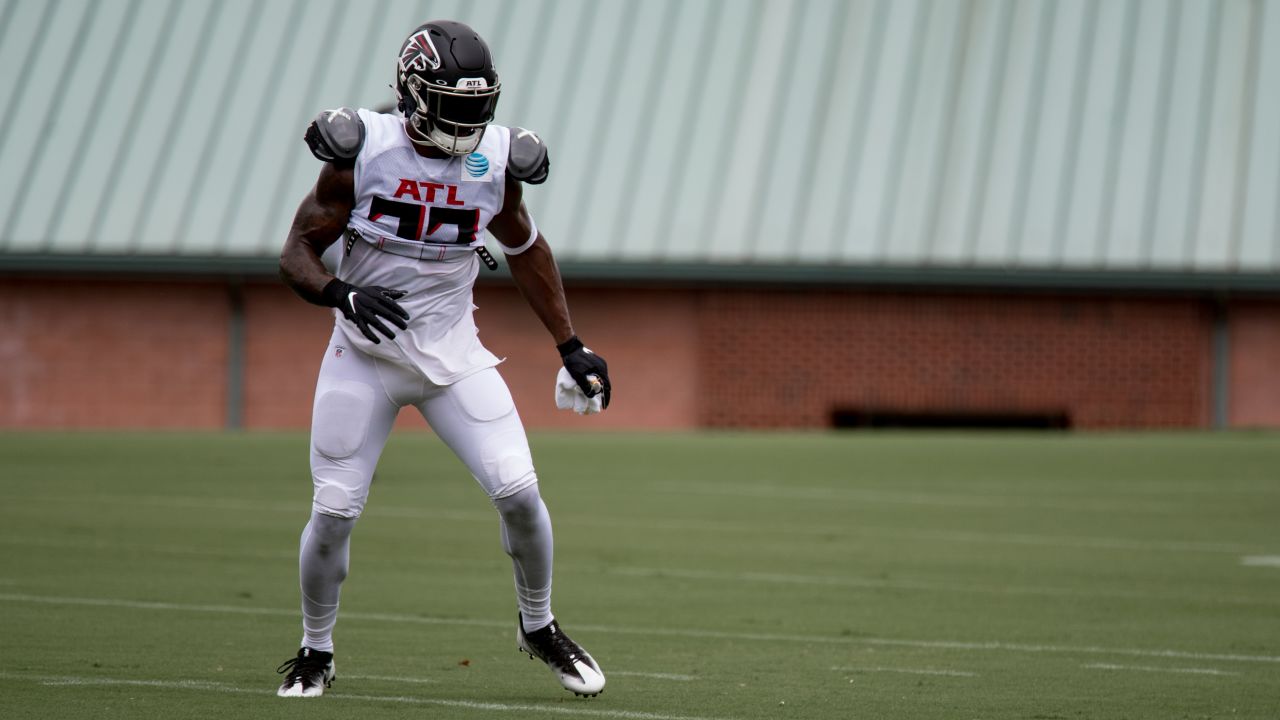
[507, 127, 550, 185]
[304, 107, 366, 163]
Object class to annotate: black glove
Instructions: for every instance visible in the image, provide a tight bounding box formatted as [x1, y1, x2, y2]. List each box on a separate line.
[321, 279, 410, 344]
[557, 336, 611, 409]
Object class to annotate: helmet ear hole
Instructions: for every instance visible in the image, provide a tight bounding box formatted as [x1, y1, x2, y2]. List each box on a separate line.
[394, 77, 414, 117]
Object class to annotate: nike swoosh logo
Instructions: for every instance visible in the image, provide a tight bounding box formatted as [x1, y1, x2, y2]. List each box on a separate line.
[347, 291, 359, 314]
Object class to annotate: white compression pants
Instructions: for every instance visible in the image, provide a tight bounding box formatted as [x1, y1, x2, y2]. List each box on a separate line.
[299, 329, 555, 651]
[309, 328, 538, 516]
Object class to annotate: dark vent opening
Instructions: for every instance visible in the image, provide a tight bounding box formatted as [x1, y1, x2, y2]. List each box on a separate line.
[832, 408, 1071, 430]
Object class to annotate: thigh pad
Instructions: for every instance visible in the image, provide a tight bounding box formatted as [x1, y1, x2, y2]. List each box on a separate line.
[313, 380, 377, 460]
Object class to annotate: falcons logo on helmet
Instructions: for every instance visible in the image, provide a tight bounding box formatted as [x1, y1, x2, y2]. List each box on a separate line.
[400, 30, 441, 71]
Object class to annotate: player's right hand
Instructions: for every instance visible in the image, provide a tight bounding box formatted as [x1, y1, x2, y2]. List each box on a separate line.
[321, 279, 410, 344]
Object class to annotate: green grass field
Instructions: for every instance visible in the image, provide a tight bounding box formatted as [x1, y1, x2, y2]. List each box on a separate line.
[1, 431, 1278, 719]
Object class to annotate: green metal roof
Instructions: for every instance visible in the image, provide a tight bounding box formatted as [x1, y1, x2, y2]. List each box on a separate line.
[1, 0, 1278, 284]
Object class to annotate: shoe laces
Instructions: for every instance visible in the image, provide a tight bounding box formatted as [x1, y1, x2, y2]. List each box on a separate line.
[541, 626, 584, 671]
[277, 651, 327, 682]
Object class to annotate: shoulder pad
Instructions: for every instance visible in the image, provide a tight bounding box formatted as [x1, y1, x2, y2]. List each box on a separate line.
[507, 127, 549, 184]
[304, 107, 365, 163]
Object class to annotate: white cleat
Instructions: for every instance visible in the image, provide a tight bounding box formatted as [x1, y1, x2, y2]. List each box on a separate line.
[276, 647, 335, 697]
[517, 615, 606, 697]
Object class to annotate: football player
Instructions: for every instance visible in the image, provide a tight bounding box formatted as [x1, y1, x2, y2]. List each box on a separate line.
[274, 20, 610, 699]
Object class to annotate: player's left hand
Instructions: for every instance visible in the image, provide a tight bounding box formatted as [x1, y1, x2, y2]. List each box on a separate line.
[557, 336, 611, 409]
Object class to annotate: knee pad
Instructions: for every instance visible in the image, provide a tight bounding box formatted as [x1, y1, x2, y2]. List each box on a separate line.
[483, 428, 538, 499]
[312, 479, 365, 519]
[312, 381, 376, 460]
[305, 511, 356, 555]
[493, 483, 544, 523]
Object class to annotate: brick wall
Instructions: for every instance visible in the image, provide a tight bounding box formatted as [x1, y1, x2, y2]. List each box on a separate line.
[2, 276, 1277, 430]
[0, 278, 229, 428]
[1229, 299, 1280, 428]
[696, 290, 1215, 429]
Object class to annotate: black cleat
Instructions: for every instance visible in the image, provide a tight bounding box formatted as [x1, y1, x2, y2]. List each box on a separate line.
[517, 614, 605, 697]
[276, 647, 335, 698]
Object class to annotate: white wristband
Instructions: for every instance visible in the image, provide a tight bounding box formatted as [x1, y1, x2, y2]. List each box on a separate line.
[500, 218, 539, 255]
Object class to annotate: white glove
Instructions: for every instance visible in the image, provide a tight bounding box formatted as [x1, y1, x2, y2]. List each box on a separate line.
[555, 367, 603, 415]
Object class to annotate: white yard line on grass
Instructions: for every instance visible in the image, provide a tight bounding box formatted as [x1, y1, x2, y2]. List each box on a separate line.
[832, 665, 977, 678]
[0, 672, 735, 720]
[1083, 663, 1238, 676]
[344, 674, 436, 684]
[609, 566, 1271, 606]
[1240, 555, 1280, 568]
[347, 671, 694, 684]
[892, 529, 1257, 555]
[609, 671, 697, 682]
[3, 592, 1279, 665]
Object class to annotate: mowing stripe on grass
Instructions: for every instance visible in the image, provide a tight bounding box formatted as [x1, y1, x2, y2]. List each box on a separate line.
[832, 666, 977, 678]
[3, 591, 1279, 665]
[10, 526, 1266, 605]
[1082, 663, 1238, 676]
[6, 533, 1271, 597]
[658, 481, 1191, 514]
[21, 495, 1265, 554]
[0, 535, 501, 570]
[0, 672, 734, 720]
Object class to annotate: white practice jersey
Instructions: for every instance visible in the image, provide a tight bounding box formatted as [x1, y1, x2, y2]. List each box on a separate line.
[333, 109, 515, 384]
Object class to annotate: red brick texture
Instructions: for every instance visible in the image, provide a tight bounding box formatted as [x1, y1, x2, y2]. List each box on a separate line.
[2, 276, 1278, 429]
[696, 290, 1216, 429]
[0, 278, 229, 428]
[241, 283, 334, 428]
[1229, 300, 1280, 428]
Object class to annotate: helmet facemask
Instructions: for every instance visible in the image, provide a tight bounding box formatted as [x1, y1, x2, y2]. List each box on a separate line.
[400, 72, 500, 156]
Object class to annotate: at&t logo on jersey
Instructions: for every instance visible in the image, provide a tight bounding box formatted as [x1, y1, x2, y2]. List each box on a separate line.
[463, 152, 490, 181]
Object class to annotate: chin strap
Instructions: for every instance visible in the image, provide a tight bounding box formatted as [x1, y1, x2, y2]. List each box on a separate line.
[406, 115, 481, 156]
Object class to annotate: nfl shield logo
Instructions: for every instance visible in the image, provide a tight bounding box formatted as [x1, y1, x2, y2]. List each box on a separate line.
[335, 346, 345, 358]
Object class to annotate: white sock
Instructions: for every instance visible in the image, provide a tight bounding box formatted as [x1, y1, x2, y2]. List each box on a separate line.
[494, 485, 554, 632]
[298, 511, 354, 653]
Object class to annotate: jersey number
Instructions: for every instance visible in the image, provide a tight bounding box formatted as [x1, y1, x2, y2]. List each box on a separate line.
[369, 197, 478, 245]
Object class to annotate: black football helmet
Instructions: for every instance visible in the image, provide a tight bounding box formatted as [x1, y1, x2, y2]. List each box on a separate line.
[395, 21, 501, 156]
